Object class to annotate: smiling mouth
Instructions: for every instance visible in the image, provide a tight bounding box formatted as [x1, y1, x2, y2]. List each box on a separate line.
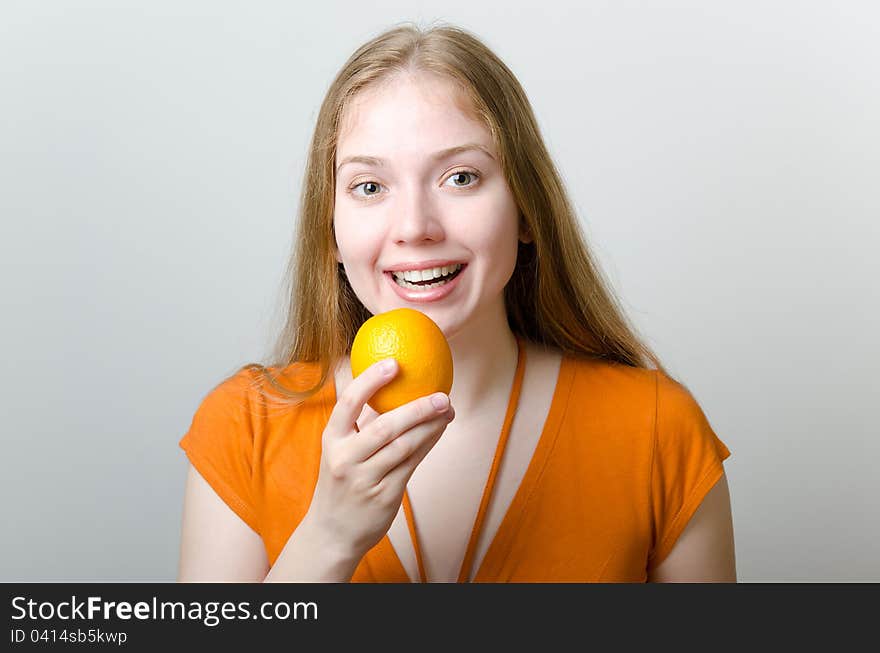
[390, 264, 465, 289]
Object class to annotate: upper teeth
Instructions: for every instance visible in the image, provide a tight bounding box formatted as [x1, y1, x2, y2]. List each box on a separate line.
[392, 263, 462, 282]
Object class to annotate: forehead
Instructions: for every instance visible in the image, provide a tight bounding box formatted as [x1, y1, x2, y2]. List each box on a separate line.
[337, 73, 491, 155]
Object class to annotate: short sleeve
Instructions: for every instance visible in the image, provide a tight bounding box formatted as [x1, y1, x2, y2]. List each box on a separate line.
[648, 371, 731, 569]
[178, 370, 260, 534]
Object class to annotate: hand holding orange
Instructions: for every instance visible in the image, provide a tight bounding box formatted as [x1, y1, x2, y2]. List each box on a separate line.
[350, 308, 454, 414]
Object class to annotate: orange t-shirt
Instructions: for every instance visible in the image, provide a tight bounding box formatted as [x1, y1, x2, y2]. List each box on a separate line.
[179, 352, 731, 582]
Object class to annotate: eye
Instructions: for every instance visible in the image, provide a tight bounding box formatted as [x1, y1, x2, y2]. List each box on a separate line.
[443, 169, 480, 188]
[348, 180, 383, 199]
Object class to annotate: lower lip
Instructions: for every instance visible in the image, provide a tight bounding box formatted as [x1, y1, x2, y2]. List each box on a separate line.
[384, 265, 466, 303]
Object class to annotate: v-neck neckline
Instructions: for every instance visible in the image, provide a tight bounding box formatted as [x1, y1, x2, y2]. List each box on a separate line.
[326, 349, 576, 583]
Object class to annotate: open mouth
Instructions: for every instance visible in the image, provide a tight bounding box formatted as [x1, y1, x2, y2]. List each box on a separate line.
[390, 263, 466, 290]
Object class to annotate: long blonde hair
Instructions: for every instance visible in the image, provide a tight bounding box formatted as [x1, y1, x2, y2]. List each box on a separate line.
[237, 21, 674, 405]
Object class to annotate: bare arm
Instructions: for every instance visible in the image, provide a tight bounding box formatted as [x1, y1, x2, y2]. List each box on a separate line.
[177, 464, 268, 582]
[177, 464, 361, 582]
[647, 471, 737, 583]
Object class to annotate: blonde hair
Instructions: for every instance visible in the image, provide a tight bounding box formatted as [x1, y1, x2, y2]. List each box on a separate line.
[237, 21, 675, 405]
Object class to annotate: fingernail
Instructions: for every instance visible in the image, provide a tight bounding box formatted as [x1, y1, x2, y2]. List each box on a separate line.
[381, 359, 397, 374]
[431, 394, 449, 411]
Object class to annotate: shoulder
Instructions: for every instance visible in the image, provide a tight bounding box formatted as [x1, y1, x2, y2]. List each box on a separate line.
[654, 371, 730, 474]
[191, 366, 263, 422]
[182, 362, 335, 472]
[562, 351, 658, 405]
[554, 354, 723, 458]
[195, 361, 332, 421]
[652, 370, 718, 440]
[559, 353, 707, 415]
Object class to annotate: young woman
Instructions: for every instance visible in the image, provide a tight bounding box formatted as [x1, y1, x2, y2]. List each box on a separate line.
[177, 23, 735, 583]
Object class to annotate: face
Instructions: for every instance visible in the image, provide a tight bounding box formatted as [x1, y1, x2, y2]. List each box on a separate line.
[333, 71, 527, 338]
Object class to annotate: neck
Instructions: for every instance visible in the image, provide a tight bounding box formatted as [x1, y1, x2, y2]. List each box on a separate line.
[445, 301, 519, 417]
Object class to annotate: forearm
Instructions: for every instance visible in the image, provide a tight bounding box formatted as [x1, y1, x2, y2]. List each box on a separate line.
[263, 517, 362, 583]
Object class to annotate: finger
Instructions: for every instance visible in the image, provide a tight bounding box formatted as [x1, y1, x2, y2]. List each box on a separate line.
[326, 357, 398, 440]
[355, 402, 380, 433]
[349, 392, 452, 464]
[361, 407, 454, 484]
[379, 411, 451, 491]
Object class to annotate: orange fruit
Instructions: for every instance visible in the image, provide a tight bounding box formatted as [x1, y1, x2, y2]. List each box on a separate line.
[351, 308, 453, 414]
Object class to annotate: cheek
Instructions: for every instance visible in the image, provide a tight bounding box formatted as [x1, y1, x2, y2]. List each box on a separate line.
[463, 194, 520, 255]
[474, 196, 521, 286]
[334, 213, 378, 263]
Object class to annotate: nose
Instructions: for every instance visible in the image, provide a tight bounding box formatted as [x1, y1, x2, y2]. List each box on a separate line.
[390, 184, 445, 244]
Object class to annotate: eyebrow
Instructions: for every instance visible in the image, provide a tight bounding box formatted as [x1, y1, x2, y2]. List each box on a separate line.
[336, 143, 495, 175]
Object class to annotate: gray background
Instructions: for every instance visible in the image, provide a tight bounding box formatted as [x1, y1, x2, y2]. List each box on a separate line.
[2, 0, 877, 582]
